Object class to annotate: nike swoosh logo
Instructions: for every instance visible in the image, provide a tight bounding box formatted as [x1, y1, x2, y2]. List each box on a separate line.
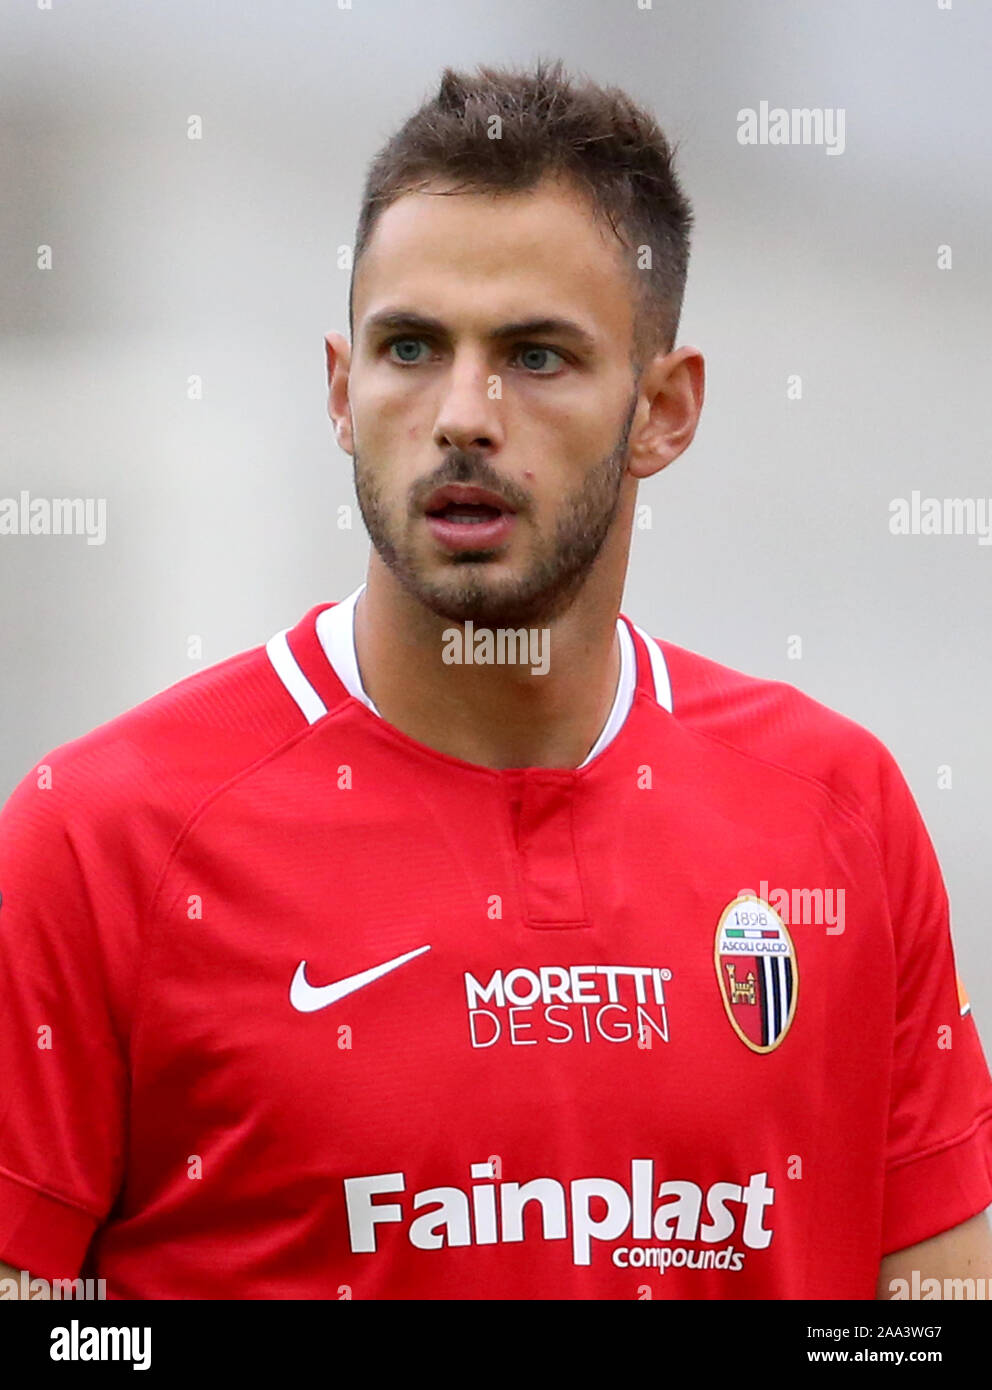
[289, 944, 431, 1013]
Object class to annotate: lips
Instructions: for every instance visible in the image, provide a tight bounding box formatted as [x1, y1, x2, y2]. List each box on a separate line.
[422, 482, 518, 553]
[423, 484, 516, 518]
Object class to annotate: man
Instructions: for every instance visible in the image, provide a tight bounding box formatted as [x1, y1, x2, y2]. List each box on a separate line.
[1, 59, 990, 1301]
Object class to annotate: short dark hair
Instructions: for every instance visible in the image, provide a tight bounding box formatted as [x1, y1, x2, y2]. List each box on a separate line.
[349, 58, 694, 372]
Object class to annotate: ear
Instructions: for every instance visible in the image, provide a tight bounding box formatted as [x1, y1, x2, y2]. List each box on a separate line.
[627, 345, 705, 480]
[325, 332, 354, 454]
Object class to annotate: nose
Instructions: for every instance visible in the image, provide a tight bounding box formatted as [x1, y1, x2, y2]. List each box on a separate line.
[432, 351, 504, 453]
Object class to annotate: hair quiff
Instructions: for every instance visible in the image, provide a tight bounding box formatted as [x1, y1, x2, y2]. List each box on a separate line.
[349, 57, 694, 371]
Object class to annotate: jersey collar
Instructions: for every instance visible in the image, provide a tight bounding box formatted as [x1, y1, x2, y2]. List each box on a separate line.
[267, 585, 672, 768]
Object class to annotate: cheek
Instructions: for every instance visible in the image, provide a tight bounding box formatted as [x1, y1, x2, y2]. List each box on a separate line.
[351, 394, 404, 456]
[362, 387, 429, 446]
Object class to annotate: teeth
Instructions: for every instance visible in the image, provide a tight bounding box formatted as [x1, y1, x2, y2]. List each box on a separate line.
[442, 507, 499, 523]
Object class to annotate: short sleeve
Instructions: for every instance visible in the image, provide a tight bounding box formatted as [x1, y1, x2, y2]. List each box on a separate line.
[876, 750, 992, 1254]
[0, 761, 129, 1278]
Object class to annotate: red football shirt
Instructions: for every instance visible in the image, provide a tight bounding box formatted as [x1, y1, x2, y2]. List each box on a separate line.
[1, 592, 990, 1299]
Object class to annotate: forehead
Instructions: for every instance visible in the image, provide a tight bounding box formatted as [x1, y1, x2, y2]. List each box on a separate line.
[352, 176, 636, 346]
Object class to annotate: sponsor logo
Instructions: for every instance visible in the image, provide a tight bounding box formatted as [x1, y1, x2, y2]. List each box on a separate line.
[290, 945, 431, 1013]
[463, 964, 671, 1049]
[344, 1159, 774, 1269]
[715, 895, 798, 1053]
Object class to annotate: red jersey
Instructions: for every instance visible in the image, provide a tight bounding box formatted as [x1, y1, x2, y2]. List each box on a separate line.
[1, 590, 990, 1299]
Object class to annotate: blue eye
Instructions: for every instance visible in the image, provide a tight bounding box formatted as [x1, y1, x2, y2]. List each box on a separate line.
[516, 345, 565, 374]
[383, 337, 566, 372]
[387, 338, 427, 364]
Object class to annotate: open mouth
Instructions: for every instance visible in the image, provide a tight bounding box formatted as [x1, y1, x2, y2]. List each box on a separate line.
[426, 502, 505, 525]
[422, 491, 517, 552]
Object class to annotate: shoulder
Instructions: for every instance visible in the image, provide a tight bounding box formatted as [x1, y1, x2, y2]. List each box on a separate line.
[0, 609, 329, 892]
[653, 636, 919, 862]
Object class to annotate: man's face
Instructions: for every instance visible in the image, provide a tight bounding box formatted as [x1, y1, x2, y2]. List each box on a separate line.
[345, 175, 643, 627]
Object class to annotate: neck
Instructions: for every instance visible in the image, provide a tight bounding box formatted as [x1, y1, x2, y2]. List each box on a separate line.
[353, 555, 626, 772]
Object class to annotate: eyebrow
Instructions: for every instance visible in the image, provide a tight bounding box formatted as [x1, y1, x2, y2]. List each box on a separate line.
[363, 308, 599, 355]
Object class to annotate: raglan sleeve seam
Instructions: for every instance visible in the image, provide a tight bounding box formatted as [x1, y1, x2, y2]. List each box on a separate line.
[126, 713, 342, 1052]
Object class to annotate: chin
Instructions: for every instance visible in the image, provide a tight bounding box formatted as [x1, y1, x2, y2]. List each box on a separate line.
[431, 579, 569, 631]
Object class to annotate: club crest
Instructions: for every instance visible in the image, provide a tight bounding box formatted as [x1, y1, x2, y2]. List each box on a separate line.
[715, 894, 798, 1053]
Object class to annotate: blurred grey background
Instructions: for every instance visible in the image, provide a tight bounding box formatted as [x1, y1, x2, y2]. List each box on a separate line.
[1, 2, 990, 1023]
